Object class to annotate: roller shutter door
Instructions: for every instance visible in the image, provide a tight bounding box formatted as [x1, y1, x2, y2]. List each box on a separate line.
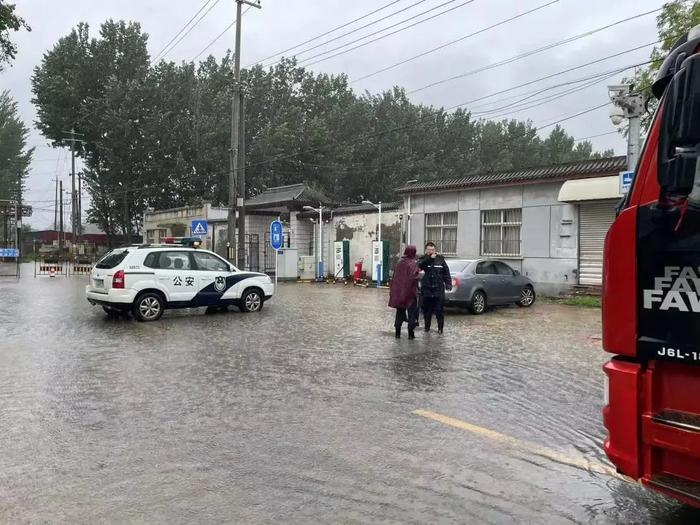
[579, 200, 617, 285]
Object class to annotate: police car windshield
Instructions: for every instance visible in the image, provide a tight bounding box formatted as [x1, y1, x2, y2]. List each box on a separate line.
[95, 250, 129, 269]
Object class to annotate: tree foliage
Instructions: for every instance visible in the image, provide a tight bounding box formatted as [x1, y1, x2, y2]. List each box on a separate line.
[627, 0, 700, 130]
[33, 20, 614, 241]
[0, 1, 29, 71]
[0, 90, 33, 200]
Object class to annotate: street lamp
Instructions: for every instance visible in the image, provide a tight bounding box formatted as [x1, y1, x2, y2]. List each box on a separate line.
[303, 204, 324, 280]
[361, 200, 382, 243]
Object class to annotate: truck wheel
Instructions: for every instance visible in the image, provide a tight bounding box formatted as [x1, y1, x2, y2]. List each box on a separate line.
[240, 289, 263, 313]
[133, 292, 164, 322]
[470, 290, 487, 315]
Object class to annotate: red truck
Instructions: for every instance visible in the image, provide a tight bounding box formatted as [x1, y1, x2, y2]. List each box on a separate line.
[603, 25, 700, 506]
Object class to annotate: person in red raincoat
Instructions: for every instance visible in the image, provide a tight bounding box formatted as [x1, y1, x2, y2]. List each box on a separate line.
[388, 245, 420, 339]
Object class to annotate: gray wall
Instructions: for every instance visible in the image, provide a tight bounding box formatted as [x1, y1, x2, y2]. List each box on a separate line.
[405, 182, 578, 295]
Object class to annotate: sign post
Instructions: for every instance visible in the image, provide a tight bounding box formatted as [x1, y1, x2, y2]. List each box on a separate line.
[270, 219, 284, 290]
[619, 171, 634, 194]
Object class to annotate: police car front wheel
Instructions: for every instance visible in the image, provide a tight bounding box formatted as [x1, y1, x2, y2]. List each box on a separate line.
[133, 292, 165, 322]
[240, 289, 263, 313]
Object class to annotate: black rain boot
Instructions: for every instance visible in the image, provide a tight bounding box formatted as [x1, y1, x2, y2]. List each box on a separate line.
[408, 326, 416, 340]
[395, 327, 401, 339]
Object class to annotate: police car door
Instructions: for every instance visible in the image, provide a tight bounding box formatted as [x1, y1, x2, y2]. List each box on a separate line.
[190, 251, 234, 306]
[153, 250, 198, 304]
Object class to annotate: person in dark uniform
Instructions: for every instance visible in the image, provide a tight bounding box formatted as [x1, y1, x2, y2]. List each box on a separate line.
[418, 242, 452, 334]
[388, 245, 421, 339]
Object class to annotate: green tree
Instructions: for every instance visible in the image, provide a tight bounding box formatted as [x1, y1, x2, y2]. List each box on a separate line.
[0, 90, 33, 200]
[627, 0, 700, 130]
[0, 2, 29, 71]
[32, 20, 150, 241]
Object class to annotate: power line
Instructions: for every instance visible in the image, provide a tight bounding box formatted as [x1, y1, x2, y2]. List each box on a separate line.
[408, 6, 662, 95]
[257, 0, 431, 68]
[573, 131, 619, 142]
[192, 6, 252, 61]
[444, 41, 659, 112]
[538, 101, 611, 129]
[249, 0, 406, 67]
[301, 0, 477, 68]
[157, 0, 223, 62]
[472, 69, 623, 120]
[350, 0, 559, 84]
[153, 0, 214, 62]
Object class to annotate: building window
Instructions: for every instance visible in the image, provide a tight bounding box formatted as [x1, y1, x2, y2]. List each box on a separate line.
[425, 212, 458, 255]
[481, 208, 522, 256]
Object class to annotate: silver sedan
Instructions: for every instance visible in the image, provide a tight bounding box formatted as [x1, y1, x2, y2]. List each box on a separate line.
[443, 259, 536, 314]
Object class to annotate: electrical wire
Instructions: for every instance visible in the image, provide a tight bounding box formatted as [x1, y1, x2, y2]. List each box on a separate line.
[301, 0, 476, 68]
[573, 131, 619, 142]
[407, 7, 662, 95]
[153, 0, 214, 62]
[157, 0, 223, 62]
[350, 0, 559, 83]
[191, 6, 253, 61]
[249, 0, 407, 67]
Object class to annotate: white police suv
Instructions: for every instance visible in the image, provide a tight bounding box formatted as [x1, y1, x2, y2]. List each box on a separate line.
[85, 237, 274, 321]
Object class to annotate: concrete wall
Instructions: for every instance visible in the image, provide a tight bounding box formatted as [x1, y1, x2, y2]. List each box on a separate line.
[331, 210, 402, 279]
[405, 181, 579, 295]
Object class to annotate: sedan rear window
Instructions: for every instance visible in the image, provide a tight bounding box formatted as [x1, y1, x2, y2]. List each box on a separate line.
[95, 250, 129, 269]
[446, 260, 473, 274]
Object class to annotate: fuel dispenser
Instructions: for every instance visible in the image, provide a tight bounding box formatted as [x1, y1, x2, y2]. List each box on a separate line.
[333, 240, 350, 280]
[371, 240, 390, 284]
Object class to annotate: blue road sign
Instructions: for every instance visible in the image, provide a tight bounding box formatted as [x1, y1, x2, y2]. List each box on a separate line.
[191, 220, 208, 237]
[0, 248, 19, 257]
[270, 220, 284, 251]
[619, 171, 634, 194]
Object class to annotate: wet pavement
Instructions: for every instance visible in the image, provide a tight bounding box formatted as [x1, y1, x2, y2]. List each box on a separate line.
[1, 265, 700, 524]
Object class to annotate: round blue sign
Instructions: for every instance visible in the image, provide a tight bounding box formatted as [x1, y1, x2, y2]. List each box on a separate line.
[270, 220, 283, 251]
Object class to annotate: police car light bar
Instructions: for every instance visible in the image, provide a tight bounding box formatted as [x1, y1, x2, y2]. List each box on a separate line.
[163, 236, 202, 248]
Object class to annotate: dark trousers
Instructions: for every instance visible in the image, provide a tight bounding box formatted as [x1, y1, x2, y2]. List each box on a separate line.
[422, 296, 445, 331]
[394, 303, 419, 330]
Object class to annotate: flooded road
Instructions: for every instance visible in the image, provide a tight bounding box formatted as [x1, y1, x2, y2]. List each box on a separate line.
[1, 267, 699, 523]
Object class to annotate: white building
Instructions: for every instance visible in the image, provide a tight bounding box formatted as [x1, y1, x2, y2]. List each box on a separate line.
[397, 156, 628, 294]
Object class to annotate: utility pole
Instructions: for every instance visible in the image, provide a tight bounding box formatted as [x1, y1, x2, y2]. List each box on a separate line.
[608, 84, 644, 171]
[227, 0, 261, 264]
[53, 177, 59, 231]
[63, 129, 85, 249]
[16, 170, 22, 276]
[59, 180, 64, 255]
[237, 94, 246, 268]
[78, 172, 82, 234]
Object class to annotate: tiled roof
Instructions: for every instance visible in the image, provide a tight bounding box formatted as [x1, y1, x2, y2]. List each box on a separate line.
[396, 156, 628, 194]
[245, 183, 332, 208]
[296, 201, 401, 219]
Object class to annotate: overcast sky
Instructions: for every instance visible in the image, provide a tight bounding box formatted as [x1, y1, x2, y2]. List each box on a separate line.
[2, 0, 663, 228]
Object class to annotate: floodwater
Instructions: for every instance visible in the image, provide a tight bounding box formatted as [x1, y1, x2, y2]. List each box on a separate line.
[0, 265, 699, 523]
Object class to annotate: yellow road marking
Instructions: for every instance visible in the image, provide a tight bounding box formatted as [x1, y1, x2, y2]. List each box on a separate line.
[413, 409, 621, 479]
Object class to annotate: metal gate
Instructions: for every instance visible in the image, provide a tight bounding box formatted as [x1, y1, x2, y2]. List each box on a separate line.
[264, 231, 290, 273]
[579, 200, 617, 285]
[225, 234, 260, 272]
